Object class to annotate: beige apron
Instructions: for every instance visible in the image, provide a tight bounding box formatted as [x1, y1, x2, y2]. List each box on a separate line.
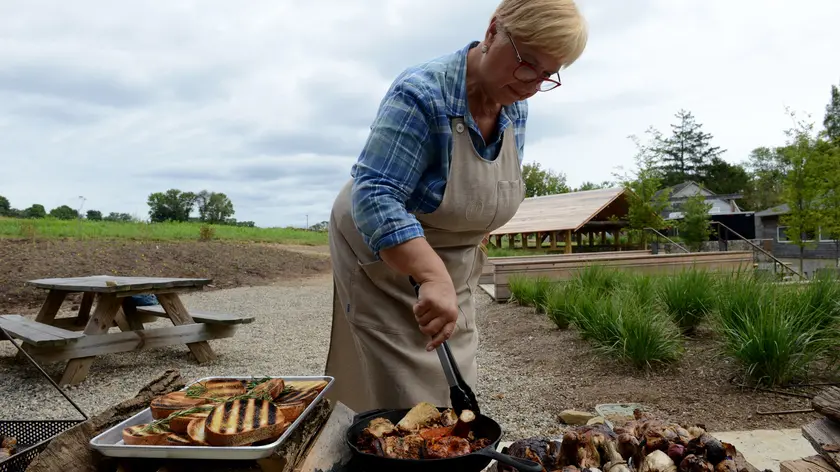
[325, 116, 525, 412]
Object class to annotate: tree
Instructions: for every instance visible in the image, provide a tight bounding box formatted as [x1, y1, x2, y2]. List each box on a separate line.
[678, 193, 713, 252]
[104, 212, 133, 222]
[778, 109, 824, 275]
[824, 81, 840, 145]
[86, 210, 103, 221]
[812, 143, 840, 267]
[49, 205, 79, 220]
[22, 204, 46, 219]
[0, 196, 10, 217]
[613, 129, 670, 247]
[742, 146, 787, 211]
[652, 109, 725, 188]
[196, 190, 235, 224]
[574, 181, 614, 192]
[703, 157, 750, 196]
[147, 189, 197, 222]
[522, 162, 570, 197]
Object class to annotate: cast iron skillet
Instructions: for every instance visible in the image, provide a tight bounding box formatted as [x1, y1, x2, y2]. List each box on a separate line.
[345, 407, 543, 472]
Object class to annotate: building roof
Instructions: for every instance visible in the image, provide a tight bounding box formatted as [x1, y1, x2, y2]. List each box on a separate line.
[755, 203, 790, 217]
[489, 187, 627, 235]
[654, 181, 697, 200]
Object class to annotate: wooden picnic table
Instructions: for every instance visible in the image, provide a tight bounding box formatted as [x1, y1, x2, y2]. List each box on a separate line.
[0, 275, 253, 386]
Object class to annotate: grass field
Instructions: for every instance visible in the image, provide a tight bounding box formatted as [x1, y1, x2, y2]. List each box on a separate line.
[0, 217, 329, 245]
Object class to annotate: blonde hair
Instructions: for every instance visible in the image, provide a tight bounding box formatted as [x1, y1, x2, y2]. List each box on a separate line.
[493, 0, 588, 69]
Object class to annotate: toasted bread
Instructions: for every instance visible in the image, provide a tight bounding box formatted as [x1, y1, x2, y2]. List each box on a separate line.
[122, 424, 169, 446]
[204, 399, 288, 447]
[169, 406, 214, 433]
[164, 432, 194, 446]
[186, 379, 248, 400]
[275, 388, 318, 406]
[248, 378, 285, 399]
[285, 380, 328, 393]
[150, 391, 210, 420]
[276, 401, 307, 423]
[186, 418, 210, 446]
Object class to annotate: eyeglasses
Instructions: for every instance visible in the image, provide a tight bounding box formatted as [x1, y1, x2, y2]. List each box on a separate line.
[507, 32, 561, 92]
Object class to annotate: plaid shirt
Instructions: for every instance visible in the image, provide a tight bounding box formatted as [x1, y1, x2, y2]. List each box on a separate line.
[350, 41, 528, 256]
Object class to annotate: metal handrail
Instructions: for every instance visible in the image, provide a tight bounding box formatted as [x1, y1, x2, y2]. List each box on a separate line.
[710, 220, 804, 280]
[644, 227, 690, 253]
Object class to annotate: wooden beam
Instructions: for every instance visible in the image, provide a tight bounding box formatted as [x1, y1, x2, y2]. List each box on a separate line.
[27, 323, 237, 363]
[550, 232, 557, 249]
[564, 230, 572, 254]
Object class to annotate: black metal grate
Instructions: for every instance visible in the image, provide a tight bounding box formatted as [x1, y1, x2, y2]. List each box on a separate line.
[0, 420, 83, 472]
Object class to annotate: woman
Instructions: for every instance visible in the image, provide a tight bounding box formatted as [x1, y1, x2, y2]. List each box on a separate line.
[325, 0, 588, 412]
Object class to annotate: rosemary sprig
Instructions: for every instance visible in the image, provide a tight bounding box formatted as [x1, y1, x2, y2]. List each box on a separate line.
[246, 376, 272, 390]
[139, 404, 215, 433]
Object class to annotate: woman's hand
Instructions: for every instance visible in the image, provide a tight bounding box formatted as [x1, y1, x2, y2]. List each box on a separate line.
[413, 278, 459, 351]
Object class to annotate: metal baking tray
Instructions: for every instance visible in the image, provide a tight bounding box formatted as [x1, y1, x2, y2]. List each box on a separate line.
[89, 375, 334, 460]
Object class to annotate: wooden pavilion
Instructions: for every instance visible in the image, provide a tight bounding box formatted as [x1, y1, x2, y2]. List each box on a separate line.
[488, 187, 632, 254]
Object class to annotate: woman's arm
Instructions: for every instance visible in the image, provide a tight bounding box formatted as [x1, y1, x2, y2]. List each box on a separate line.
[351, 79, 458, 350]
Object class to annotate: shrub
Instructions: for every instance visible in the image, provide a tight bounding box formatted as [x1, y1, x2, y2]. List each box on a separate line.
[715, 280, 835, 386]
[657, 268, 716, 335]
[508, 275, 553, 308]
[199, 225, 216, 241]
[574, 287, 683, 368]
[613, 295, 684, 369]
[572, 264, 627, 294]
[543, 282, 579, 329]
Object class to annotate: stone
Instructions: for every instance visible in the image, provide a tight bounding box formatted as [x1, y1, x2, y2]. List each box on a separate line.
[558, 409, 596, 425]
[587, 416, 606, 425]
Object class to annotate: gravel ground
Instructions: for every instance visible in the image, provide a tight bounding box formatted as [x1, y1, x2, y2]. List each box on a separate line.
[0, 273, 546, 441]
[0, 275, 333, 422]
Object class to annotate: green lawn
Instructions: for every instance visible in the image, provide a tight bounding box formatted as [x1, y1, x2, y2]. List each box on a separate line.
[0, 217, 329, 245]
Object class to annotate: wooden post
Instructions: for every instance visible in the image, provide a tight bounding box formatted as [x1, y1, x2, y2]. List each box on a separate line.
[564, 230, 573, 254]
[589, 232, 594, 246]
[550, 231, 557, 249]
[507, 234, 514, 249]
[495, 235, 502, 247]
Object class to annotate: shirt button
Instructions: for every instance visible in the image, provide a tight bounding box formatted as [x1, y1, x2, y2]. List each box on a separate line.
[456, 122, 465, 133]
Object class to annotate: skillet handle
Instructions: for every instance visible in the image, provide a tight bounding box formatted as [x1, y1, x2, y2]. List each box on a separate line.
[476, 448, 544, 472]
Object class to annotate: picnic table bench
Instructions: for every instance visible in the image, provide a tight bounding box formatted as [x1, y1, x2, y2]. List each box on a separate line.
[0, 275, 254, 386]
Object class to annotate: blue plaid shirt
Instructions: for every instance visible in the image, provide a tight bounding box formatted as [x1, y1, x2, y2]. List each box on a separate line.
[350, 41, 528, 256]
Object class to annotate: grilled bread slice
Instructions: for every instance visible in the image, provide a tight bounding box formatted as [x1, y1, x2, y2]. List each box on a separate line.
[164, 432, 194, 446]
[277, 388, 319, 407]
[248, 378, 285, 399]
[204, 398, 288, 447]
[285, 380, 328, 394]
[150, 391, 210, 420]
[186, 418, 210, 446]
[186, 379, 248, 400]
[276, 401, 307, 423]
[169, 406, 214, 433]
[122, 424, 170, 446]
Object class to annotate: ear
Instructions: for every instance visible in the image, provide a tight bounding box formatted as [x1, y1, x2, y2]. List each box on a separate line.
[484, 16, 499, 45]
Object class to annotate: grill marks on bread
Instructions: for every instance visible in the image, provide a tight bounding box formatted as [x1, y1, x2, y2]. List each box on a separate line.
[204, 399, 288, 447]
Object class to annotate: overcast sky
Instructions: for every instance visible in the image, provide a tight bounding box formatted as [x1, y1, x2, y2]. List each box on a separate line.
[1, 0, 838, 228]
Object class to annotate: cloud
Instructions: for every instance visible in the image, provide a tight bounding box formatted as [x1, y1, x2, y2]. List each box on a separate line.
[1, 0, 839, 227]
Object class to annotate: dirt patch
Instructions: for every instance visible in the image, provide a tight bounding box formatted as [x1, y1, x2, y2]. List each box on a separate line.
[478, 292, 825, 433]
[0, 238, 331, 312]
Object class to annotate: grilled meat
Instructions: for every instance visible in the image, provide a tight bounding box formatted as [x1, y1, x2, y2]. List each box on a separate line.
[426, 436, 472, 459]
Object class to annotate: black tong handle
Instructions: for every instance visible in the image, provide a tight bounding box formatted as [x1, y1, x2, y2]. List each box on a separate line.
[408, 276, 480, 414]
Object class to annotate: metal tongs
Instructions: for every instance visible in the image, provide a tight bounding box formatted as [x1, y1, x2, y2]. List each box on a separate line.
[409, 276, 480, 415]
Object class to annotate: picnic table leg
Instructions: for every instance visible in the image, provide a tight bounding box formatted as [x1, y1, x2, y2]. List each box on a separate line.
[156, 293, 216, 363]
[58, 293, 123, 386]
[119, 299, 145, 331]
[73, 292, 95, 327]
[16, 290, 67, 361]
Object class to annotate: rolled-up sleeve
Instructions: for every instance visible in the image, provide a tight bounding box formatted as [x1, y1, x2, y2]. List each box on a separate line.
[351, 81, 434, 257]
